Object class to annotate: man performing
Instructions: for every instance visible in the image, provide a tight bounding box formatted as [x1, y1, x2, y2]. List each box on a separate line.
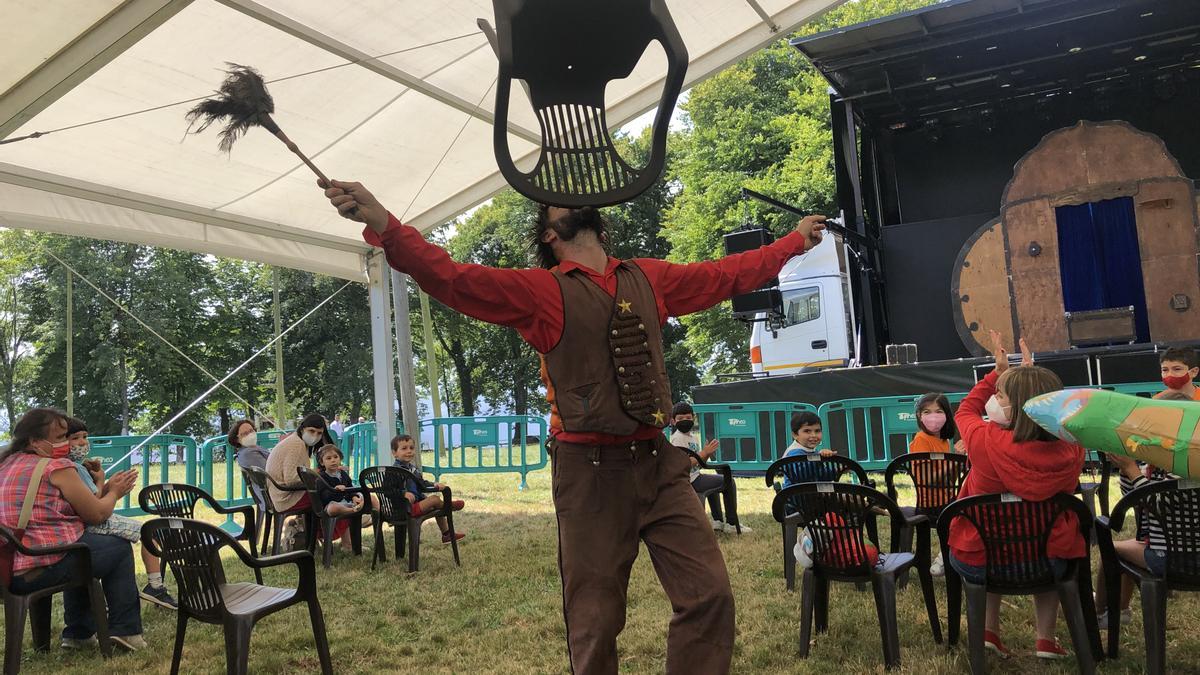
[321, 178, 826, 674]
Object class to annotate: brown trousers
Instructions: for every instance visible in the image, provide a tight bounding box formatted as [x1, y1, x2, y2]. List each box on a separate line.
[551, 434, 735, 675]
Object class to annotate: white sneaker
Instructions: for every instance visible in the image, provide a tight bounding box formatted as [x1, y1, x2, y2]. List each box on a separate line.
[723, 522, 751, 534]
[710, 518, 725, 531]
[930, 553, 945, 577]
[111, 634, 147, 651]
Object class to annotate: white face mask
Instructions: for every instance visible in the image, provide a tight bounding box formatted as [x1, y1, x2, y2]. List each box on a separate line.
[985, 395, 1011, 427]
[239, 432, 257, 448]
[301, 431, 322, 446]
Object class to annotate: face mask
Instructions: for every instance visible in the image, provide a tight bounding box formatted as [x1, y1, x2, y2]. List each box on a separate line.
[921, 412, 947, 435]
[674, 420, 694, 434]
[239, 432, 258, 448]
[985, 395, 1011, 427]
[1163, 374, 1193, 390]
[302, 431, 322, 447]
[41, 440, 71, 459]
[67, 444, 90, 463]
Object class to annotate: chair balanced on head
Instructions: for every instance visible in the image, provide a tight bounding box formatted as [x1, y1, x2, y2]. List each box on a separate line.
[770, 481, 942, 669]
[140, 517, 332, 675]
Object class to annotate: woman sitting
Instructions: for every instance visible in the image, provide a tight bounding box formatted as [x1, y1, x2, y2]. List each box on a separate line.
[228, 418, 270, 507]
[0, 408, 147, 651]
[264, 413, 334, 548]
[948, 333, 1086, 661]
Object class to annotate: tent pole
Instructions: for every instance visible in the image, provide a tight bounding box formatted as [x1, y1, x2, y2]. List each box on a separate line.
[272, 268, 286, 427]
[368, 254, 398, 465]
[390, 270, 420, 464]
[418, 289, 443, 455]
[65, 270, 73, 416]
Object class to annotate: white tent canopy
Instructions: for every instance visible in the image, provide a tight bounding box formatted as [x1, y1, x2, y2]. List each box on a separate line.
[0, 0, 844, 280]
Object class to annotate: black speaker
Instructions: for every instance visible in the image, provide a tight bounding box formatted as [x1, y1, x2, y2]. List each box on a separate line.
[731, 288, 782, 320]
[723, 227, 774, 255]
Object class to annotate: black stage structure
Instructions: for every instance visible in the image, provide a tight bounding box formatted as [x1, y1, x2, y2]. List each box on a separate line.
[694, 0, 1200, 406]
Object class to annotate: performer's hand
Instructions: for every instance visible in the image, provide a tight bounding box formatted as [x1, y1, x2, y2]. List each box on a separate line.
[989, 329, 1009, 374]
[318, 178, 389, 234]
[795, 215, 827, 251]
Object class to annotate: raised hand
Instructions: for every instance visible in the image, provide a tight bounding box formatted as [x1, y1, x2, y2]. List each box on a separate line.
[989, 329, 1010, 374]
[1018, 336, 1034, 367]
[795, 215, 828, 251]
[108, 469, 139, 498]
[702, 438, 719, 459]
[318, 178, 389, 233]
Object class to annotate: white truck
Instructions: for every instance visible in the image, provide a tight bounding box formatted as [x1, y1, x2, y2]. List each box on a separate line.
[749, 234, 858, 375]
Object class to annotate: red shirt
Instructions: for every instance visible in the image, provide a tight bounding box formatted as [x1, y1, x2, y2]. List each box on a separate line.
[948, 369, 1086, 566]
[0, 454, 85, 574]
[366, 213, 810, 443]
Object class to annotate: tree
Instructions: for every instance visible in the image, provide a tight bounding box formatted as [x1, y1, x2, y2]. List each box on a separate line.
[0, 229, 35, 432]
[661, 0, 939, 378]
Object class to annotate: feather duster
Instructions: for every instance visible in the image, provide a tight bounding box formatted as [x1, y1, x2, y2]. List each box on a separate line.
[186, 63, 330, 183]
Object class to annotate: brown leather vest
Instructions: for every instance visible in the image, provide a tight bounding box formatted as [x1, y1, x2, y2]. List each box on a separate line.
[542, 261, 672, 436]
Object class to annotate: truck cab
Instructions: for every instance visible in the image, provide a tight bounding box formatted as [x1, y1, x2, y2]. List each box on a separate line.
[750, 235, 856, 375]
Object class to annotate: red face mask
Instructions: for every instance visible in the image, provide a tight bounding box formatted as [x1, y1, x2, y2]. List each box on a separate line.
[43, 441, 71, 459]
[1163, 374, 1193, 390]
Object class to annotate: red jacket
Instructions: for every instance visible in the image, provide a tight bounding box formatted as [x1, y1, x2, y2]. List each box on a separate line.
[948, 369, 1086, 566]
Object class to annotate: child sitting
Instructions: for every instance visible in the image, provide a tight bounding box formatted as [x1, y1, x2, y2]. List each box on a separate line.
[669, 402, 750, 534]
[65, 417, 178, 610]
[1155, 347, 1200, 400]
[390, 434, 465, 544]
[314, 445, 371, 551]
[909, 393, 957, 453]
[781, 412, 836, 488]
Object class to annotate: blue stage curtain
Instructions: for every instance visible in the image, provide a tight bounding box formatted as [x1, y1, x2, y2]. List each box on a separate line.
[1054, 196, 1150, 343]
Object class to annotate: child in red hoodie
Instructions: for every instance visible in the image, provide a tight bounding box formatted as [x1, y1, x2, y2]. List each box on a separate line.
[948, 332, 1086, 660]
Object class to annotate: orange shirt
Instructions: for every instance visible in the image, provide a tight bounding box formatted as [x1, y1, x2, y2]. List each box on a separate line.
[909, 431, 950, 454]
[1153, 388, 1200, 401]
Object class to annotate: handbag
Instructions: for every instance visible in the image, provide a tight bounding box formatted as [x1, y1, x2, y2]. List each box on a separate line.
[0, 457, 52, 587]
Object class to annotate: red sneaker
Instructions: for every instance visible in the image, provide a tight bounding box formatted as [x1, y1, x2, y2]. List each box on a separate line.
[1035, 638, 1069, 659]
[451, 499, 465, 511]
[983, 630, 1011, 658]
[441, 531, 466, 544]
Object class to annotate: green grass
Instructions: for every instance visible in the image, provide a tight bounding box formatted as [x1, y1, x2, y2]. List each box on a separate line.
[6, 470, 1195, 674]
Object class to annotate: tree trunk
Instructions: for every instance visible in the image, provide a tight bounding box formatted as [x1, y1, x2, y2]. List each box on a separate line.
[118, 349, 130, 435]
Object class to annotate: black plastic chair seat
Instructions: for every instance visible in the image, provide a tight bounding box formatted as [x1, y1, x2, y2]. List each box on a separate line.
[679, 446, 742, 534]
[221, 583, 296, 616]
[1096, 478, 1200, 673]
[772, 482, 941, 669]
[244, 466, 313, 556]
[358, 465, 461, 573]
[139, 482, 262, 584]
[884, 452, 969, 575]
[296, 468, 367, 569]
[483, 0, 687, 207]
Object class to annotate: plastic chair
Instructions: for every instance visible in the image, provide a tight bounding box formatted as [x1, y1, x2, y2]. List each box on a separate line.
[138, 483, 262, 584]
[243, 467, 312, 555]
[295, 468, 368, 569]
[1, 525, 113, 674]
[884, 452, 969, 559]
[358, 466, 460, 573]
[937, 493, 1102, 675]
[482, 0, 687, 208]
[237, 468, 269, 553]
[770, 482, 941, 669]
[141, 517, 332, 675]
[1096, 478, 1200, 672]
[679, 446, 742, 534]
[765, 454, 874, 590]
[1077, 450, 1113, 520]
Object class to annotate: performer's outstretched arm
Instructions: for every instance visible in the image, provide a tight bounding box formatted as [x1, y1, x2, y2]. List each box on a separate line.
[639, 215, 826, 318]
[321, 179, 561, 353]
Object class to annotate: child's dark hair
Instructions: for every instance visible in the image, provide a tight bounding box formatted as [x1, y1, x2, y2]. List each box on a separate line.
[1160, 347, 1198, 369]
[317, 444, 343, 463]
[791, 411, 821, 435]
[66, 416, 89, 437]
[672, 401, 694, 417]
[390, 434, 414, 451]
[915, 393, 957, 440]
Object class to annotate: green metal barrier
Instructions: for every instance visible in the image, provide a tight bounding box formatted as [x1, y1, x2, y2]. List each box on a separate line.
[419, 416, 547, 489]
[692, 402, 818, 473]
[818, 393, 967, 472]
[88, 434, 199, 517]
[340, 421, 405, 478]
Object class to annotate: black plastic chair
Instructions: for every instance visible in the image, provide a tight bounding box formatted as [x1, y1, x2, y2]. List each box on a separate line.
[295, 467, 367, 569]
[884, 452, 969, 559]
[1077, 450, 1114, 520]
[358, 466, 460, 573]
[765, 454, 874, 590]
[243, 467, 312, 555]
[238, 468, 269, 554]
[1, 526, 113, 673]
[141, 517, 332, 675]
[138, 483, 262, 584]
[1096, 478, 1200, 672]
[771, 482, 941, 669]
[482, 0, 687, 208]
[937, 493, 1102, 675]
[680, 446, 742, 534]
